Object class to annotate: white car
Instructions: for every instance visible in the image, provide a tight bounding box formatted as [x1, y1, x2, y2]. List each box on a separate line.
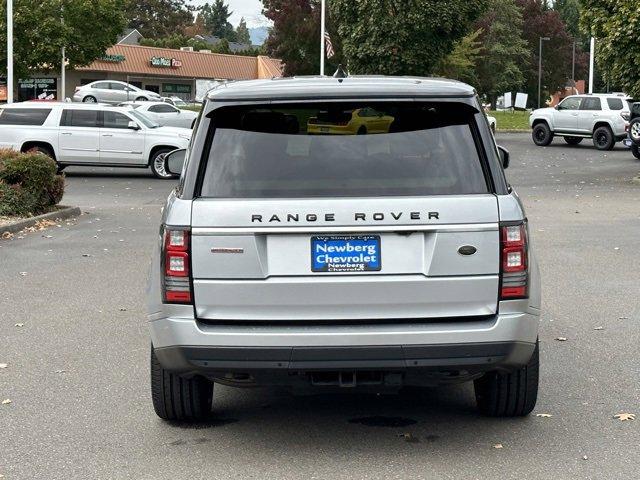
[529, 94, 632, 150]
[72, 80, 162, 105]
[161, 96, 189, 107]
[119, 101, 198, 129]
[487, 115, 496, 133]
[0, 102, 191, 178]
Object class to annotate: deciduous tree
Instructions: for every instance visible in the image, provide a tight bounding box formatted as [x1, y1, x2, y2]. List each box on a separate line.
[474, 0, 528, 107]
[329, 0, 487, 76]
[434, 29, 483, 86]
[0, 0, 126, 79]
[262, 0, 342, 76]
[517, 0, 587, 106]
[124, 0, 193, 38]
[581, 0, 640, 97]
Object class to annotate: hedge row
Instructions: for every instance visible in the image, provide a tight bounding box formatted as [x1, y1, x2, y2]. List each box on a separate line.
[0, 149, 65, 217]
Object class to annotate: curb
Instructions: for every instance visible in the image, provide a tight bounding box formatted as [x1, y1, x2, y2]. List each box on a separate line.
[496, 129, 530, 133]
[0, 205, 81, 236]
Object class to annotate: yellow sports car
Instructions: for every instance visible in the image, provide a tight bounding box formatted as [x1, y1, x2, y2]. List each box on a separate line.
[307, 107, 395, 135]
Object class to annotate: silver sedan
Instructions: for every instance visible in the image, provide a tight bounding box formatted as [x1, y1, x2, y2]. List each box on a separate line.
[72, 80, 162, 104]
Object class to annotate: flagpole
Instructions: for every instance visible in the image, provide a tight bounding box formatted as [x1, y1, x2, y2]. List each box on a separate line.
[320, 0, 325, 76]
[7, 0, 13, 103]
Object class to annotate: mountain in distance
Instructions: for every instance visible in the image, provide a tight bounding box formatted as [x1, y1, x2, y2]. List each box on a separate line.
[249, 26, 269, 46]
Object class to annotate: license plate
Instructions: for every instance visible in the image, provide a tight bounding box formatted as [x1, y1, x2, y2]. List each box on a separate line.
[320, 127, 330, 132]
[311, 235, 381, 272]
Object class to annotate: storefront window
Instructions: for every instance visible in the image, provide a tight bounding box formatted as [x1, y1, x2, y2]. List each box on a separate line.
[18, 78, 57, 102]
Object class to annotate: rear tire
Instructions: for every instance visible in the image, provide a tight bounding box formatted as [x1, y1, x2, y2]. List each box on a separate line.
[149, 148, 176, 179]
[563, 136, 583, 145]
[631, 144, 640, 160]
[629, 118, 640, 143]
[532, 123, 553, 146]
[150, 347, 213, 422]
[136, 96, 148, 102]
[82, 95, 96, 103]
[357, 126, 367, 135]
[474, 340, 539, 417]
[593, 126, 615, 151]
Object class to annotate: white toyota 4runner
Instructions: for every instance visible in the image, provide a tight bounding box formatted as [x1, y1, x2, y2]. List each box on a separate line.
[529, 94, 632, 150]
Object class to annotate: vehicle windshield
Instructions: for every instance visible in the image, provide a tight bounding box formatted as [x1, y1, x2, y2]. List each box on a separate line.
[200, 102, 489, 198]
[129, 109, 159, 128]
[171, 98, 188, 107]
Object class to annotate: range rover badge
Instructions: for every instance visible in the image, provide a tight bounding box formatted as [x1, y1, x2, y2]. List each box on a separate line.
[457, 245, 477, 256]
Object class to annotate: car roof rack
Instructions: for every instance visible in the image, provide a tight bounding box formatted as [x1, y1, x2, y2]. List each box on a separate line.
[333, 65, 348, 79]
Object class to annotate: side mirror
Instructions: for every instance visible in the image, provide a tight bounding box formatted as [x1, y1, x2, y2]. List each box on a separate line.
[497, 145, 510, 169]
[164, 148, 186, 176]
[127, 121, 140, 130]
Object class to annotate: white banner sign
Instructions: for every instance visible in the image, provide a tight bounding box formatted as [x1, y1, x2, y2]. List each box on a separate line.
[515, 92, 528, 109]
[503, 92, 513, 109]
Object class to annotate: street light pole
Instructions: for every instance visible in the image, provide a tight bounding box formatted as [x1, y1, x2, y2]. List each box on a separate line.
[572, 41, 576, 81]
[61, 3, 65, 101]
[7, 0, 13, 103]
[538, 36, 550, 109]
[588, 36, 595, 94]
[320, 0, 326, 76]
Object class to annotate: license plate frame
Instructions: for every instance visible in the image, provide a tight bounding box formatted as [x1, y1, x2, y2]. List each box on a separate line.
[310, 235, 381, 273]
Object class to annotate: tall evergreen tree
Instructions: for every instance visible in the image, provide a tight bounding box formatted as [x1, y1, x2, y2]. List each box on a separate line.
[236, 17, 251, 44]
[200, 0, 237, 41]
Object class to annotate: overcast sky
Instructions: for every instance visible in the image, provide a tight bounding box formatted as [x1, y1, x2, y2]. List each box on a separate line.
[189, 0, 270, 27]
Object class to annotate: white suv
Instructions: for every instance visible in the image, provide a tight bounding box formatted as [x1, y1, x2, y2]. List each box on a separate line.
[529, 94, 631, 150]
[0, 102, 191, 178]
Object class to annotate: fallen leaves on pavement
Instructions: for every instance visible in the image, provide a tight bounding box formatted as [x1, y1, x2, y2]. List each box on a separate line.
[613, 413, 635, 421]
[14, 323, 24, 328]
[555, 337, 568, 342]
[1, 399, 12, 405]
[0, 363, 7, 369]
[536, 413, 553, 418]
[493, 444, 503, 449]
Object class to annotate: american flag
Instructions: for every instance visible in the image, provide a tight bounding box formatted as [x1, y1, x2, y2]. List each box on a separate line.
[324, 31, 335, 58]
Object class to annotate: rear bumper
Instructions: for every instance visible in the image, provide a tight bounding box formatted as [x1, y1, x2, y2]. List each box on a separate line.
[150, 310, 539, 377]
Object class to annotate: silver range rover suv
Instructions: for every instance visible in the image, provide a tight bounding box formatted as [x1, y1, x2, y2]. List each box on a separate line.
[147, 76, 541, 421]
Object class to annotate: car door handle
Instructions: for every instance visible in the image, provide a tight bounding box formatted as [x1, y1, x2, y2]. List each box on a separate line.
[61, 132, 72, 135]
[102, 134, 113, 137]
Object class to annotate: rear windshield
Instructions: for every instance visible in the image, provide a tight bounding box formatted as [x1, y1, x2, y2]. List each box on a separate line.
[0, 108, 52, 126]
[200, 102, 488, 198]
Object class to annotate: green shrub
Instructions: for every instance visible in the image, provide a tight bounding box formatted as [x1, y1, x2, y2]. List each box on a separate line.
[0, 149, 65, 217]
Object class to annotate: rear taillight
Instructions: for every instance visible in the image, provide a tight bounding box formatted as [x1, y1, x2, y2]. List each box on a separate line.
[500, 222, 528, 299]
[162, 227, 192, 304]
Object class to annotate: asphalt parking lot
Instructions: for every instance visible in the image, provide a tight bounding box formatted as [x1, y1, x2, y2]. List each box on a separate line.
[1, 133, 639, 479]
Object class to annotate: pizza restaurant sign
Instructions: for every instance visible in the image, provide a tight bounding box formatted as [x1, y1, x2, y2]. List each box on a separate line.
[150, 56, 182, 68]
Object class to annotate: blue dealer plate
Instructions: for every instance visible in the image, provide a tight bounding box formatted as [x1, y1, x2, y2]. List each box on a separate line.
[311, 235, 381, 272]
